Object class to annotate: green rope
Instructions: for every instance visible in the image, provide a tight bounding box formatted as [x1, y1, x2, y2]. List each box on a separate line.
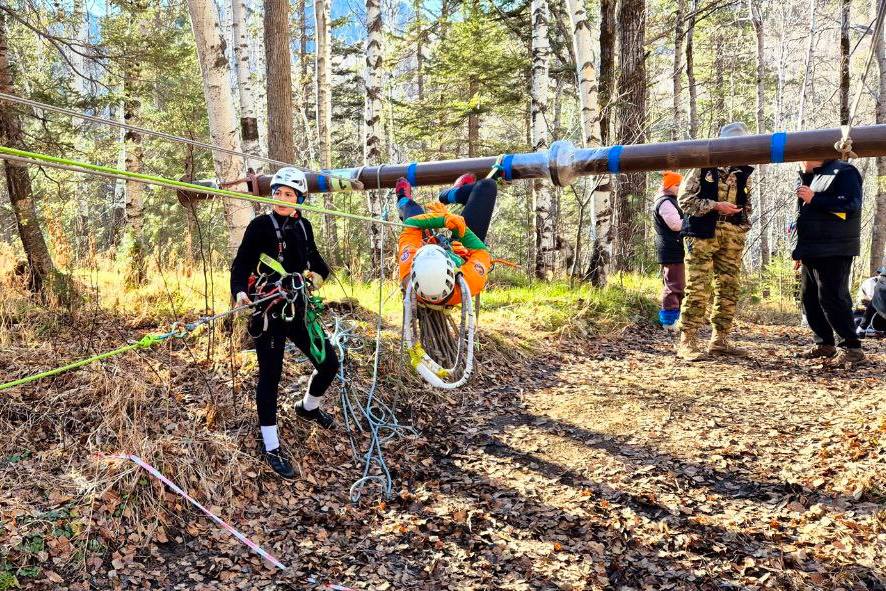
[0, 332, 170, 392]
[305, 295, 327, 364]
[0, 145, 404, 228]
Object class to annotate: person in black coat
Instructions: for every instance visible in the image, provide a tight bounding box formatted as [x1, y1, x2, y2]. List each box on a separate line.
[230, 167, 339, 479]
[792, 159, 865, 365]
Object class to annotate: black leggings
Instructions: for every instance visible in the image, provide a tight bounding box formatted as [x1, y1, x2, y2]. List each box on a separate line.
[253, 319, 339, 426]
[398, 179, 497, 242]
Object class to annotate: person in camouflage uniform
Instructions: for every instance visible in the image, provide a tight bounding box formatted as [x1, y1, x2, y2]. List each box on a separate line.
[676, 122, 754, 361]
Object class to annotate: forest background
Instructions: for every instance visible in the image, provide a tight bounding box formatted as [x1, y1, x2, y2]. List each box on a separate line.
[2, 0, 886, 300]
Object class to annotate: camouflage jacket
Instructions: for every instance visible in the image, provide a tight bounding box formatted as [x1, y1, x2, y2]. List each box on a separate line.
[678, 166, 754, 230]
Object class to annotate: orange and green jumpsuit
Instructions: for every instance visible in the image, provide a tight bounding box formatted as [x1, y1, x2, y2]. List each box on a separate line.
[398, 211, 492, 306]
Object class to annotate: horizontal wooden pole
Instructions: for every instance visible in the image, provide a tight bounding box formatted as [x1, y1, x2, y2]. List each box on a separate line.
[184, 125, 886, 198]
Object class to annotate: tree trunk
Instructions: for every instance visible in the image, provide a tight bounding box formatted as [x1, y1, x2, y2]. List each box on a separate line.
[566, 0, 600, 147]
[566, 0, 609, 284]
[122, 61, 146, 286]
[840, 0, 851, 124]
[187, 0, 253, 257]
[110, 98, 126, 249]
[0, 9, 67, 298]
[468, 78, 480, 157]
[263, 0, 297, 165]
[531, 0, 554, 279]
[713, 32, 725, 131]
[751, 0, 769, 267]
[798, 0, 817, 129]
[672, 0, 685, 141]
[415, 0, 425, 102]
[232, 0, 260, 171]
[314, 0, 338, 262]
[365, 0, 384, 267]
[613, 0, 647, 272]
[686, 0, 698, 138]
[872, 0, 886, 273]
[598, 0, 616, 145]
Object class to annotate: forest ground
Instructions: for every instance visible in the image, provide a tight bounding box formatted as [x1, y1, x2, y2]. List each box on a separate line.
[1, 278, 884, 591]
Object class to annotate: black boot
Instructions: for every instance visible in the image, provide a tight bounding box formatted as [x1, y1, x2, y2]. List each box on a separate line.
[294, 400, 335, 429]
[263, 446, 296, 479]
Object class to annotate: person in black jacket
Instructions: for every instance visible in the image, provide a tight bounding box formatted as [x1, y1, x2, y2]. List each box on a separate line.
[231, 167, 339, 479]
[792, 159, 865, 365]
[652, 171, 685, 331]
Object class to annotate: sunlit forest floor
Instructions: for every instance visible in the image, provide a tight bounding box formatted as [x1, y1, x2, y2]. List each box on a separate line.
[0, 257, 884, 590]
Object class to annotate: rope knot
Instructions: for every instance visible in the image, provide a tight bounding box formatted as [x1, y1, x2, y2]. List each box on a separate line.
[834, 125, 858, 160]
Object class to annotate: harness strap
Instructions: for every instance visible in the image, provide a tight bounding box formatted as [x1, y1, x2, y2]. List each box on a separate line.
[268, 214, 291, 262]
[259, 252, 289, 276]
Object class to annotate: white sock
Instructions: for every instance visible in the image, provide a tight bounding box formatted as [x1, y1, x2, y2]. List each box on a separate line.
[302, 393, 323, 411]
[260, 425, 280, 452]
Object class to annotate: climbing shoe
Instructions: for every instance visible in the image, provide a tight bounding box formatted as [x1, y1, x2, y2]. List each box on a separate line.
[263, 446, 296, 480]
[675, 330, 706, 361]
[795, 344, 837, 359]
[707, 334, 749, 357]
[827, 348, 865, 367]
[294, 400, 335, 429]
[395, 176, 412, 200]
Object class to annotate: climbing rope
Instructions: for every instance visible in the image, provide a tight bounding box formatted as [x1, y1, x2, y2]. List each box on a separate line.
[0, 92, 361, 188]
[401, 275, 476, 390]
[0, 145, 403, 228]
[0, 292, 281, 392]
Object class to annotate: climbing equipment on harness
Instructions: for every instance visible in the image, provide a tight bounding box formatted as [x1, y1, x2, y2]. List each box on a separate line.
[402, 275, 476, 390]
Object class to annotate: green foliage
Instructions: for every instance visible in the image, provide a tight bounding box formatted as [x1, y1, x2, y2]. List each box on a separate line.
[394, 4, 529, 158]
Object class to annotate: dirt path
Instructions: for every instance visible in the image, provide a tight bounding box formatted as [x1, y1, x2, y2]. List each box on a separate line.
[311, 323, 885, 590]
[11, 322, 883, 590]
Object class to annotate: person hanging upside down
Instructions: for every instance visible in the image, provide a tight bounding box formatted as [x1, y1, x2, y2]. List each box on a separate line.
[230, 167, 339, 479]
[396, 173, 497, 305]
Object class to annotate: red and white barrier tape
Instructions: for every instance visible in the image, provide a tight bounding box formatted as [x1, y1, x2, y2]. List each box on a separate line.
[97, 453, 360, 589]
[98, 453, 287, 570]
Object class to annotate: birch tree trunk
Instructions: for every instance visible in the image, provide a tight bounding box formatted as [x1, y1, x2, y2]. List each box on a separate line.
[187, 0, 253, 256]
[531, 0, 554, 279]
[232, 0, 260, 171]
[686, 0, 699, 138]
[263, 0, 297, 164]
[365, 0, 384, 267]
[797, 0, 817, 129]
[314, 0, 338, 261]
[613, 0, 647, 271]
[672, 0, 685, 141]
[110, 97, 126, 248]
[751, 0, 769, 267]
[122, 60, 146, 286]
[0, 9, 67, 298]
[565, 0, 609, 285]
[872, 0, 886, 272]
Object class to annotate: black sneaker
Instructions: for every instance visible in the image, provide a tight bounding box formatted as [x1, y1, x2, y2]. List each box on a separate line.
[294, 400, 335, 429]
[264, 446, 296, 479]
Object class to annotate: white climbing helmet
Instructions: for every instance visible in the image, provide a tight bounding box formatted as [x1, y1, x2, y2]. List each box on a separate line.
[270, 167, 308, 195]
[411, 244, 457, 304]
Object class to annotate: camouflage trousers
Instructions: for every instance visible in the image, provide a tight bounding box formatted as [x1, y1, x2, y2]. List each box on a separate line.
[679, 222, 747, 335]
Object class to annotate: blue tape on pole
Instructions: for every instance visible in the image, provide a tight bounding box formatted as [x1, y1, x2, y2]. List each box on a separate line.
[317, 174, 328, 192]
[607, 145, 623, 173]
[502, 154, 514, 181]
[770, 131, 787, 164]
[406, 162, 417, 186]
